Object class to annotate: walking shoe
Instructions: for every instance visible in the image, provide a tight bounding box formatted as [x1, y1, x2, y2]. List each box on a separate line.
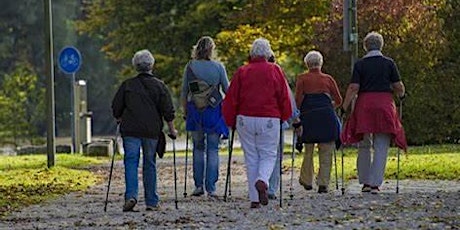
[192, 187, 204, 196]
[145, 204, 160, 211]
[122, 198, 137, 212]
[299, 181, 313, 191]
[250, 202, 261, 209]
[208, 192, 219, 200]
[318, 185, 328, 194]
[255, 180, 269, 205]
[362, 184, 371, 193]
[370, 186, 380, 194]
[268, 194, 277, 200]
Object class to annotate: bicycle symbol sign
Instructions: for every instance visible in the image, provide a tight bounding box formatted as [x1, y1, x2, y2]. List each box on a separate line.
[58, 46, 81, 74]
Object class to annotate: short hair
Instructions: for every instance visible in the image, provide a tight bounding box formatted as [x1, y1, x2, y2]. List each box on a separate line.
[303, 50, 323, 69]
[250, 38, 273, 59]
[191, 36, 216, 60]
[132, 49, 155, 72]
[363, 32, 384, 51]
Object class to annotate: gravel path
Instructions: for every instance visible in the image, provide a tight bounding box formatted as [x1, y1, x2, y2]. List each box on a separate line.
[1, 155, 459, 230]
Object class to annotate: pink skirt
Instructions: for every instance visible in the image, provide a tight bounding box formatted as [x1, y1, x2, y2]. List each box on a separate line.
[340, 92, 407, 151]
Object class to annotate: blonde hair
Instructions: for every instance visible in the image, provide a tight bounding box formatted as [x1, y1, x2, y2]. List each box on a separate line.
[191, 36, 216, 60]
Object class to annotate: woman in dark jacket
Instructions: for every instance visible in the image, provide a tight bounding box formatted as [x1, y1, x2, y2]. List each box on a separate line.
[112, 49, 177, 211]
[341, 32, 406, 194]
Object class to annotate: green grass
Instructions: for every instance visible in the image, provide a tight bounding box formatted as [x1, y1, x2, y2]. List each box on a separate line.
[0, 154, 107, 216]
[290, 144, 460, 181]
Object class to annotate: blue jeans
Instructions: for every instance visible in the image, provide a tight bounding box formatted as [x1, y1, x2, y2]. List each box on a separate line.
[191, 131, 220, 193]
[268, 129, 284, 195]
[123, 136, 159, 206]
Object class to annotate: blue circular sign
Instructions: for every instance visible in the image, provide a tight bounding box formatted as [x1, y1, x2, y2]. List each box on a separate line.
[58, 46, 81, 74]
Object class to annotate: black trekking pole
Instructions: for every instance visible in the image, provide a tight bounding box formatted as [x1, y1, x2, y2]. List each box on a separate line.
[104, 124, 120, 212]
[168, 133, 178, 209]
[279, 126, 283, 208]
[224, 129, 235, 202]
[183, 131, 189, 198]
[334, 148, 339, 190]
[289, 129, 296, 200]
[340, 114, 346, 196]
[396, 99, 403, 194]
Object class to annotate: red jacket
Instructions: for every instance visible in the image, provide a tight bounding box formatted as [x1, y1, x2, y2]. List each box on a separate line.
[340, 92, 407, 151]
[222, 58, 292, 127]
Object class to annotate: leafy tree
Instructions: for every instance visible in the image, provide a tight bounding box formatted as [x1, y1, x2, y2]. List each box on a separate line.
[0, 64, 45, 146]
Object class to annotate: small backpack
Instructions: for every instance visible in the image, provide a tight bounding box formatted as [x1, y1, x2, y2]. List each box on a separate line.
[187, 64, 221, 110]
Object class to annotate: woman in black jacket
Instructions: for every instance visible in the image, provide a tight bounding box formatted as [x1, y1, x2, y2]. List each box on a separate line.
[112, 49, 177, 211]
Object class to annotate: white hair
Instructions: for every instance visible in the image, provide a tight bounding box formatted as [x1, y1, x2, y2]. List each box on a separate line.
[363, 32, 384, 51]
[249, 38, 273, 59]
[303, 50, 323, 69]
[132, 49, 155, 72]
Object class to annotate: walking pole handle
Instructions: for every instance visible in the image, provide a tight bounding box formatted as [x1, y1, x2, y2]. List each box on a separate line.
[168, 134, 177, 140]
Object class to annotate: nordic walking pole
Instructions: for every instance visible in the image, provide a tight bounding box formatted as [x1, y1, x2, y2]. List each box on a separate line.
[183, 131, 189, 198]
[279, 125, 283, 208]
[224, 129, 235, 202]
[289, 129, 296, 200]
[104, 123, 120, 212]
[334, 148, 339, 190]
[340, 115, 345, 196]
[168, 133, 178, 209]
[396, 98, 403, 194]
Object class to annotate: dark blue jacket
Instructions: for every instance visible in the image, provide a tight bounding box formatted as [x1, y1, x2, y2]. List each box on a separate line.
[300, 93, 338, 144]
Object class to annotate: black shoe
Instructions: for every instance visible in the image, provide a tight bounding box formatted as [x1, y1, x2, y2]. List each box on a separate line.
[370, 186, 380, 194]
[318, 185, 328, 193]
[192, 187, 205, 196]
[268, 194, 277, 200]
[122, 198, 137, 212]
[361, 184, 371, 193]
[299, 181, 313, 191]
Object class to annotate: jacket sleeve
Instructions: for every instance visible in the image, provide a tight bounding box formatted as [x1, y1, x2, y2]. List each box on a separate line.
[222, 70, 241, 128]
[275, 67, 292, 122]
[111, 82, 126, 120]
[159, 83, 176, 122]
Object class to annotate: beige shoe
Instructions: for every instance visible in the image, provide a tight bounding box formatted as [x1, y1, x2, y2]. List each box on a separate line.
[145, 204, 160, 211]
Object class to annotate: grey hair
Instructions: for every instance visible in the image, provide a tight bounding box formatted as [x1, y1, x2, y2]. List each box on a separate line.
[303, 50, 323, 69]
[132, 49, 155, 72]
[191, 36, 217, 60]
[250, 38, 273, 59]
[363, 32, 384, 51]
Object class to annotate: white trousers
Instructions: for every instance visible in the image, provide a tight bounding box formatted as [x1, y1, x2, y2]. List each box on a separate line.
[357, 133, 391, 186]
[237, 115, 280, 202]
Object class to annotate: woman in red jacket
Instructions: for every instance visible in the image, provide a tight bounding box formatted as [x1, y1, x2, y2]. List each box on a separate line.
[222, 38, 292, 208]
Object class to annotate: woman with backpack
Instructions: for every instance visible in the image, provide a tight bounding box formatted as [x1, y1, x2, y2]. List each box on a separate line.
[180, 36, 229, 198]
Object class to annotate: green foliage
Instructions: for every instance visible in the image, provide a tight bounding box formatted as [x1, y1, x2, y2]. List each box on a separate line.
[0, 64, 45, 146]
[0, 154, 105, 216]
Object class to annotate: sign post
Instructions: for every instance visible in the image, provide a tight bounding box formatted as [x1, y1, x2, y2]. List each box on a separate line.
[44, 0, 55, 168]
[58, 46, 82, 154]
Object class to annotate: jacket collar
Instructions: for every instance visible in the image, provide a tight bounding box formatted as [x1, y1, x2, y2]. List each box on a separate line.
[249, 57, 268, 63]
[363, 50, 383, 58]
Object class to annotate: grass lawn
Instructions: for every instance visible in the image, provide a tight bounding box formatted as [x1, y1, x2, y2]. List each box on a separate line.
[288, 144, 460, 181]
[0, 154, 106, 216]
